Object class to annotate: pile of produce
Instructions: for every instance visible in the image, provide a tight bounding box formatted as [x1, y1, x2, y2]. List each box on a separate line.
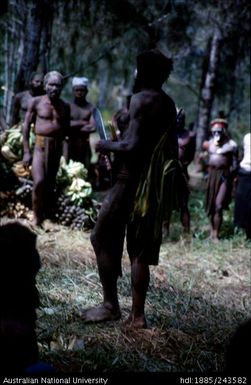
[0, 124, 35, 162]
[0, 171, 33, 220]
[0, 153, 99, 229]
[54, 158, 99, 229]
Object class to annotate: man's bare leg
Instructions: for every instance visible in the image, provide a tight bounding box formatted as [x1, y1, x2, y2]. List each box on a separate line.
[31, 151, 45, 226]
[210, 184, 226, 242]
[80, 278, 121, 322]
[80, 232, 121, 323]
[212, 210, 222, 242]
[180, 205, 190, 233]
[125, 258, 149, 328]
[32, 180, 45, 226]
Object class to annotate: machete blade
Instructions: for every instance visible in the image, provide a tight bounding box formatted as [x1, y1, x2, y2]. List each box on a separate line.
[93, 107, 108, 140]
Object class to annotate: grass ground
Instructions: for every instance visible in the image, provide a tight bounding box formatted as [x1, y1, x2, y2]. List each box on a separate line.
[30, 184, 250, 376]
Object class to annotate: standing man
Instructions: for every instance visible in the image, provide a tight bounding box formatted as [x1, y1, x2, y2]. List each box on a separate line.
[22, 71, 70, 226]
[63, 77, 95, 171]
[203, 118, 238, 242]
[12, 72, 45, 126]
[80, 49, 179, 328]
[163, 108, 196, 236]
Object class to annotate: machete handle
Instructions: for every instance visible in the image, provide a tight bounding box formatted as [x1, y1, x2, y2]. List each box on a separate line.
[104, 155, 112, 171]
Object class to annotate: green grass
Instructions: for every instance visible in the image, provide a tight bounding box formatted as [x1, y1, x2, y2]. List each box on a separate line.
[32, 186, 251, 375]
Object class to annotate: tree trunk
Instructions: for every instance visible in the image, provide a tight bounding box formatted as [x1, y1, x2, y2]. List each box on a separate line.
[14, 0, 43, 92]
[39, 3, 53, 74]
[14, 0, 54, 92]
[195, 28, 222, 151]
[3, 0, 24, 127]
[98, 58, 110, 108]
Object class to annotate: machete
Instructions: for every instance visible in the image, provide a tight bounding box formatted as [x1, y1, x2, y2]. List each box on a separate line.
[92, 107, 112, 172]
[93, 107, 108, 140]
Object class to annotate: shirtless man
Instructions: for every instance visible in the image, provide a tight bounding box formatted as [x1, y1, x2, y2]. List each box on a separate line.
[163, 108, 195, 235]
[80, 49, 178, 328]
[12, 72, 45, 126]
[22, 71, 70, 226]
[203, 118, 238, 242]
[63, 77, 95, 170]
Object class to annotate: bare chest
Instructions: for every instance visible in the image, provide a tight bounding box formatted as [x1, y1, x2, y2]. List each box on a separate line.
[70, 104, 91, 120]
[36, 101, 67, 122]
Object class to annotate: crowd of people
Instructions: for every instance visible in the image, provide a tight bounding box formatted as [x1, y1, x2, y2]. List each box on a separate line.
[2, 64, 248, 241]
[0, 48, 250, 374]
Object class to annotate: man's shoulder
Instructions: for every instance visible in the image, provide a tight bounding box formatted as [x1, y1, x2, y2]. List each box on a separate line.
[132, 89, 174, 107]
[70, 100, 93, 110]
[228, 138, 238, 148]
[14, 90, 30, 102]
[16, 90, 29, 97]
[32, 95, 45, 105]
[59, 98, 70, 108]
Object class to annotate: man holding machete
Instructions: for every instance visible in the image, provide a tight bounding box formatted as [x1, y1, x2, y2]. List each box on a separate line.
[81, 49, 179, 328]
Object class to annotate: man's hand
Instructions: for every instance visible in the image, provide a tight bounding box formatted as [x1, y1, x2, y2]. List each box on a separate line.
[95, 140, 112, 171]
[95, 139, 109, 153]
[22, 152, 32, 167]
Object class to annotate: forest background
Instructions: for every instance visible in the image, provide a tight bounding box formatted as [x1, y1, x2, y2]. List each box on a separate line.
[0, 0, 250, 150]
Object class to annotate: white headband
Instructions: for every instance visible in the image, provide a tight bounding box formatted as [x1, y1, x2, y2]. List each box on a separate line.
[72, 77, 89, 87]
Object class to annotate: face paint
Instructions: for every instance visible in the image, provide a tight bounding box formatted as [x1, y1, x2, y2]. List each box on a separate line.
[45, 76, 63, 99]
[212, 129, 223, 146]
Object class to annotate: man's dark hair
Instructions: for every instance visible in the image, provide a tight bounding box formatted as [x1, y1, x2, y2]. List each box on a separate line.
[136, 49, 173, 85]
[29, 72, 44, 83]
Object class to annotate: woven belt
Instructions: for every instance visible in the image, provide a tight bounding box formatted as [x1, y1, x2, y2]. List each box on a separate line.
[35, 135, 46, 148]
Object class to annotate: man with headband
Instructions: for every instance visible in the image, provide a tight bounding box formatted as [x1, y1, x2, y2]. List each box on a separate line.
[204, 117, 238, 242]
[22, 71, 70, 226]
[63, 76, 95, 172]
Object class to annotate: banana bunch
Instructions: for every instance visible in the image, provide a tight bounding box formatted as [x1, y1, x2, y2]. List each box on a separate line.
[1, 126, 22, 161]
[57, 157, 88, 187]
[65, 159, 88, 179]
[1, 124, 35, 162]
[12, 161, 31, 178]
[66, 177, 92, 206]
[1, 144, 19, 162]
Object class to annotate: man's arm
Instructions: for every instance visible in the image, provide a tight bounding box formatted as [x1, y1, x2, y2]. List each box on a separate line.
[22, 99, 36, 166]
[185, 133, 196, 166]
[69, 104, 95, 134]
[230, 142, 239, 177]
[95, 94, 142, 154]
[81, 113, 96, 133]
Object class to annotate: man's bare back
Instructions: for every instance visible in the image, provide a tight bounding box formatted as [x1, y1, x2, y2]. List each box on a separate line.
[82, 50, 178, 328]
[112, 89, 177, 178]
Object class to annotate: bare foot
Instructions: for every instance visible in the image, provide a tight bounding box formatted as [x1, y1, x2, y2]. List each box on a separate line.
[124, 313, 147, 329]
[79, 304, 121, 323]
[209, 233, 220, 243]
[211, 237, 220, 244]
